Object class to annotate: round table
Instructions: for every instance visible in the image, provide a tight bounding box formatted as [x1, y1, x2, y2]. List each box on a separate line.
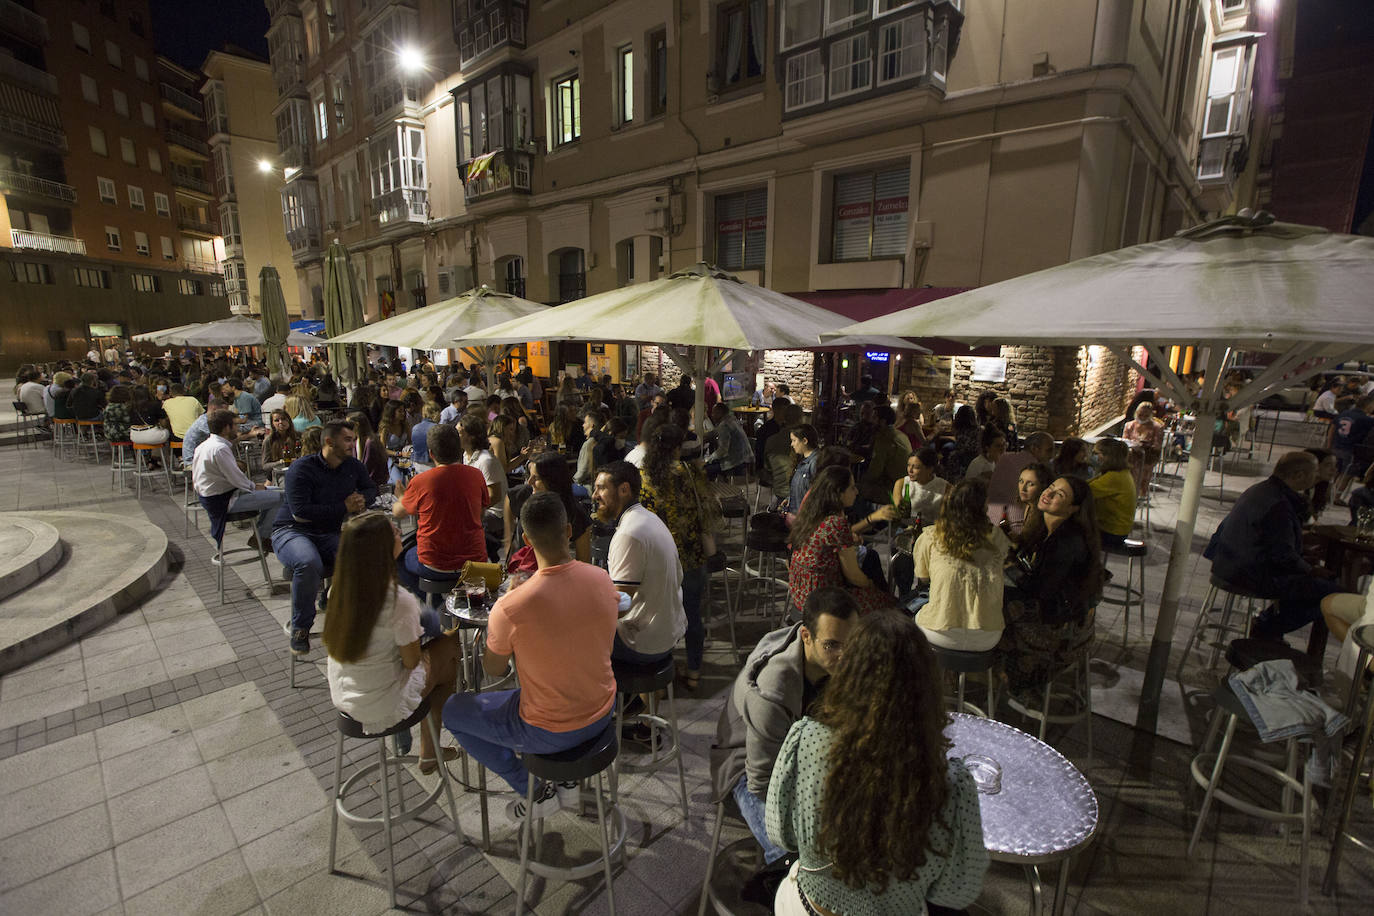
[947, 714, 1099, 915]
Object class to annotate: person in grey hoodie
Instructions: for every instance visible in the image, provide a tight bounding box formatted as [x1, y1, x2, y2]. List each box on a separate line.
[709, 587, 858, 888]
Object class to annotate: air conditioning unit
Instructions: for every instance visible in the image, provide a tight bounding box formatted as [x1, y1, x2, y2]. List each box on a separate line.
[436, 267, 456, 297]
[645, 207, 669, 232]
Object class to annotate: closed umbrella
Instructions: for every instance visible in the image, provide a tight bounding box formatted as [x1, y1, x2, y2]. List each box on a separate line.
[821, 212, 1374, 734]
[323, 240, 367, 389]
[259, 265, 291, 382]
[461, 262, 921, 434]
[326, 284, 549, 390]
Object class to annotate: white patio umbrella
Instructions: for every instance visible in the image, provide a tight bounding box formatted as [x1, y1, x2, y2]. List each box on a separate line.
[821, 212, 1374, 733]
[171, 315, 321, 348]
[133, 322, 207, 345]
[325, 284, 549, 391]
[460, 262, 922, 434]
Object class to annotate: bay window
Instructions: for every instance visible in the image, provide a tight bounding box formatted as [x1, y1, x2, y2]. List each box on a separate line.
[370, 123, 427, 226]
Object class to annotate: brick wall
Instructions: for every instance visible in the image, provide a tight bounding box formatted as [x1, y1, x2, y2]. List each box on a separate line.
[949, 345, 1059, 434]
[762, 350, 817, 409]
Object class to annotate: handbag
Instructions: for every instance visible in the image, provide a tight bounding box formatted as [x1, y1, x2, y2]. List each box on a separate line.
[460, 560, 505, 591]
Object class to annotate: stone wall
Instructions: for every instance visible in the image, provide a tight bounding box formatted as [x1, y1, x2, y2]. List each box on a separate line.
[1073, 345, 1135, 435]
[762, 350, 817, 409]
[949, 345, 1060, 435]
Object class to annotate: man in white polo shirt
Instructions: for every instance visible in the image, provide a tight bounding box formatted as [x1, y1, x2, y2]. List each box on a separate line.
[459, 413, 505, 558]
[192, 409, 285, 550]
[593, 460, 685, 663]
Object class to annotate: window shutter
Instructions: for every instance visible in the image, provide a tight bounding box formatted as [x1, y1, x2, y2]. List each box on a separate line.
[871, 167, 910, 258]
[832, 173, 872, 261]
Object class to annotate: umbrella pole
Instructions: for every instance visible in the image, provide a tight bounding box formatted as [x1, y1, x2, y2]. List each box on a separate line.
[694, 347, 708, 440]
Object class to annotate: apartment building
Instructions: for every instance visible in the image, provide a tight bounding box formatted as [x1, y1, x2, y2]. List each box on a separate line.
[0, 0, 229, 373]
[203, 48, 302, 317]
[263, 0, 1285, 432]
[158, 56, 221, 272]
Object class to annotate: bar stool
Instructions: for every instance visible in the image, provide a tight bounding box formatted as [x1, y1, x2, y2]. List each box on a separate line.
[109, 440, 136, 490]
[698, 792, 764, 916]
[1007, 651, 1094, 765]
[76, 419, 104, 460]
[1101, 538, 1148, 646]
[51, 417, 77, 460]
[515, 718, 624, 916]
[930, 644, 998, 718]
[327, 695, 461, 909]
[737, 513, 790, 624]
[611, 655, 688, 818]
[704, 552, 741, 666]
[131, 442, 172, 497]
[1323, 623, 1374, 896]
[201, 499, 275, 605]
[10, 401, 41, 448]
[1175, 574, 1269, 681]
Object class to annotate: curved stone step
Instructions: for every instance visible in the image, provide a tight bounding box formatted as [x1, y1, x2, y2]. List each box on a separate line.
[0, 516, 62, 602]
[0, 511, 170, 675]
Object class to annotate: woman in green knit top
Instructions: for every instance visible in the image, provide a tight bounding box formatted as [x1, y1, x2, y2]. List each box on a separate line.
[767, 611, 988, 915]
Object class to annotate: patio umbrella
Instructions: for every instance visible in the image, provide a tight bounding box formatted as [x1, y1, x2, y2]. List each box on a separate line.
[259, 265, 291, 383]
[171, 315, 321, 348]
[325, 284, 549, 391]
[460, 262, 921, 434]
[133, 322, 207, 345]
[821, 211, 1374, 733]
[323, 240, 367, 389]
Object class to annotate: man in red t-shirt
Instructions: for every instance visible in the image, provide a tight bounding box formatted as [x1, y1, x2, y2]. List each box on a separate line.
[393, 423, 488, 597]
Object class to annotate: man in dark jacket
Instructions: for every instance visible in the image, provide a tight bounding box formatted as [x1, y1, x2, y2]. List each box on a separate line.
[709, 587, 858, 895]
[1210, 450, 1356, 638]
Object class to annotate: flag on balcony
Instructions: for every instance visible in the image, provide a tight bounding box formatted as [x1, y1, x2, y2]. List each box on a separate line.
[464, 151, 497, 184]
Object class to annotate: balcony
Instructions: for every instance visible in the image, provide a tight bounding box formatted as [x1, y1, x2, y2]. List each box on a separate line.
[281, 142, 312, 173]
[184, 257, 222, 275]
[0, 111, 66, 151]
[159, 82, 205, 119]
[461, 148, 532, 203]
[0, 0, 49, 45]
[374, 187, 428, 229]
[287, 223, 322, 262]
[170, 165, 212, 195]
[166, 127, 210, 157]
[453, 0, 528, 70]
[0, 169, 76, 204]
[10, 228, 84, 255]
[0, 53, 58, 97]
[177, 214, 216, 236]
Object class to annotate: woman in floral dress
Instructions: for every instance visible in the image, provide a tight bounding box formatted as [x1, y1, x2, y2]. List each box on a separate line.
[786, 465, 896, 618]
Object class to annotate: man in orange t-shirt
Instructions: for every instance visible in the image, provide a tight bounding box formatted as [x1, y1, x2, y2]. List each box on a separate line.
[393, 424, 488, 599]
[442, 491, 619, 821]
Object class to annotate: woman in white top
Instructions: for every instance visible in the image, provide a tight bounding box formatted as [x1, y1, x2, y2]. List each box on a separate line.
[962, 426, 1007, 482]
[911, 478, 1011, 652]
[323, 511, 460, 773]
[891, 446, 949, 523]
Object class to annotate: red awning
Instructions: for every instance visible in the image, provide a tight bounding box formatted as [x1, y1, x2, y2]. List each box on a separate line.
[787, 287, 1000, 357]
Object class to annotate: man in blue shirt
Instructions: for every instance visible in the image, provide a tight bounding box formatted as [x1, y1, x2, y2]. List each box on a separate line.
[181, 411, 212, 467]
[252, 369, 273, 402]
[1332, 394, 1374, 504]
[272, 419, 378, 655]
[226, 377, 263, 430]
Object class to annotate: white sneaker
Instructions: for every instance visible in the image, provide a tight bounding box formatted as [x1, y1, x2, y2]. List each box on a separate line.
[505, 780, 561, 822]
[555, 780, 580, 809]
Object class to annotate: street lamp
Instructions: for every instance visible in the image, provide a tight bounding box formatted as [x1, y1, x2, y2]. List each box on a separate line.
[399, 45, 425, 74]
[257, 158, 273, 174]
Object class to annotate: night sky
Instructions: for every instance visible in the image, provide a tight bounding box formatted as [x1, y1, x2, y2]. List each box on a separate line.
[150, 0, 268, 70]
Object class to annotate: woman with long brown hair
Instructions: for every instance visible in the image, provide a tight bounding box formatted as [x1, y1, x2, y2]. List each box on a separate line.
[767, 611, 988, 914]
[323, 511, 460, 773]
[787, 465, 895, 617]
[260, 408, 301, 474]
[348, 411, 390, 490]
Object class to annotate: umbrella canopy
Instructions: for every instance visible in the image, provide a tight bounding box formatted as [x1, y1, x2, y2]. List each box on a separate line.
[259, 265, 291, 382]
[132, 322, 206, 345]
[326, 284, 549, 390]
[171, 315, 321, 348]
[323, 240, 367, 389]
[823, 212, 1374, 735]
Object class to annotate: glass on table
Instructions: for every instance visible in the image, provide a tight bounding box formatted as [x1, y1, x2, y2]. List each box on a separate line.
[1357, 508, 1374, 542]
[962, 753, 1003, 795]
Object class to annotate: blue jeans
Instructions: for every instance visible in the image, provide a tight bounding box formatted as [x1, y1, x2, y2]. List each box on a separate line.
[733, 777, 788, 864]
[611, 632, 672, 666]
[442, 688, 612, 793]
[682, 564, 706, 671]
[1252, 575, 1346, 637]
[227, 489, 285, 543]
[396, 545, 463, 601]
[271, 527, 337, 634]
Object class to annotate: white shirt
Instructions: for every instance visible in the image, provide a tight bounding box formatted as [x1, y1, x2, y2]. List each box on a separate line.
[327, 587, 427, 734]
[1315, 390, 1338, 414]
[965, 454, 997, 480]
[18, 381, 46, 415]
[192, 433, 255, 497]
[464, 447, 505, 510]
[608, 503, 685, 655]
[625, 443, 647, 468]
[897, 476, 949, 522]
[464, 384, 487, 403]
[260, 392, 288, 417]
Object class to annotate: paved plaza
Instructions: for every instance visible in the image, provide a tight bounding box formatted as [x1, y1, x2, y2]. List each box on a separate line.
[1, 401, 1373, 915]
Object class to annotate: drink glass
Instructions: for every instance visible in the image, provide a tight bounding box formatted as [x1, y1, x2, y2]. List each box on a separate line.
[962, 754, 1003, 794]
[1357, 508, 1374, 542]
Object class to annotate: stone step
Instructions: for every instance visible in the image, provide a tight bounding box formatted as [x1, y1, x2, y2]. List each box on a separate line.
[0, 511, 170, 675]
[0, 516, 62, 602]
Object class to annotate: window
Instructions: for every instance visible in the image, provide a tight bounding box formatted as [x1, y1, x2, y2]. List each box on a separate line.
[135, 56, 149, 81]
[649, 29, 668, 118]
[325, 0, 339, 40]
[877, 15, 925, 85]
[617, 46, 634, 125]
[780, 0, 822, 51]
[131, 273, 161, 293]
[504, 257, 525, 298]
[220, 203, 241, 248]
[1204, 46, 1243, 137]
[134, 231, 150, 255]
[213, 147, 234, 198]
[9, 262, 53, 284]
[304, 11, 320, 59]
[331, 71, 351, 132]
[368, 124, 426, 209]
[112, 89, 129, 117]
[81, 74, 99, 104]
[47, 330, 67, 352]
[210, 280, 225, 298]
[456, 68, 533, 163]
[785, 49, 824, 110]
[90, 126, 107, 156]
[342, 170, 360, 222]
[105, 40, 122, 68]
[128, 186, 145, 211]
[73, 267, 112, 289]
[73, 22, 91, 52]
[141, 102, 155, 127]
[315, 96, 329, 142]
[105, 226, 121, 251]
[147, 149, 162, 173]
[827, 0, 870, 32]
[178, 278, 205, 296]
[832, 166, 910, 261]
[206, 82, 229, 135]
[715, 188, 767, 270]
[830, 32, 871, 97]
[161, 236, 174, 260]
[716, 0, 764, 88]
[120, 138, 136, 165]
[556, 249, 585, 302]
[154, 192, 170, 217]
[552, 73, 580, 146]
[98, 177, 116, 204]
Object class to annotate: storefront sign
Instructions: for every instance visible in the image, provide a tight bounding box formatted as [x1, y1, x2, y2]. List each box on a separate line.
[970, 357, 1007, 383]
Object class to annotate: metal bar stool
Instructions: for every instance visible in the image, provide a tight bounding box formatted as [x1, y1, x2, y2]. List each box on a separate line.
[327, 694, 461, 909]
[736, 513, 790, 625]
[515, 718, 624, 915]
[109, 441, 136, 490]
[611, 655, 688, 818]
[930, 644, 998, 718]
[697, 792, 764, 916]
[1101, 538, 1148, 646]
[10, 402, 41, 448]
[131, 441, 172, 497]
[1175, 574, 1267, 682]
[1323, 623, 1374, 896]
[51, 418, 77, 460]
[202, 502, 274, 604]
[1007, 652, 1094, 765]
[76, 419, 104, 461]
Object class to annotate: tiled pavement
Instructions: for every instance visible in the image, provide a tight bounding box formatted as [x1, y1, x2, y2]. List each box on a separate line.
[2, 405, 1374, 914]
